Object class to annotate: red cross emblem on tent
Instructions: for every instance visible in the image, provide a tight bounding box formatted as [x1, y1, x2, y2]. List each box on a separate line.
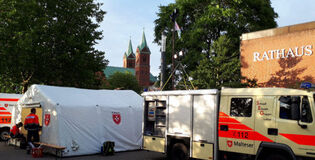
[44, 114, 50, 126]
[112, 112, 121, 125]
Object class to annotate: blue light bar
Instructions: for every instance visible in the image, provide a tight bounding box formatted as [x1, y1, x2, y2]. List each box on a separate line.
[300, 82, 314, 89]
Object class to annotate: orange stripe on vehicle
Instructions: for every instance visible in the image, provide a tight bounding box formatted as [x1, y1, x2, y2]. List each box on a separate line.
[0, 107, 6, 110]
[219, 112, 229, 117]
[0, 112, 11, 115]
[0, 98, 19, 102]
[219, 130, 273, 142]
[280, 133, 315, 146]
[219, 117, 240, 123]
[219, 123, 252, 131]
[218, 112, 272, 142]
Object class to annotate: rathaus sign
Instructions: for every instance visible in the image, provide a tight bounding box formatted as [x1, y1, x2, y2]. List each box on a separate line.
[253, 45, 313, 62]
[240, 21, 315, 87]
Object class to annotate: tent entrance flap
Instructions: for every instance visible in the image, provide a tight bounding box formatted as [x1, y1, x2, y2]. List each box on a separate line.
[20, 102, 41, 108]
[21, 106, 43, 136]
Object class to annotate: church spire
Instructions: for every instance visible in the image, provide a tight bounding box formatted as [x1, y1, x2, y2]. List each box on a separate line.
[138, 30, 149, 52]
[124, 38, 135, 59]
[123, 38, 135, 68]
[141, 30, 147, 48]
[127, 38, 134, 56]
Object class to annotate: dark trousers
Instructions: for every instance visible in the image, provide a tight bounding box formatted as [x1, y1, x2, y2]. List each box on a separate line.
[27, 130, 39, 143]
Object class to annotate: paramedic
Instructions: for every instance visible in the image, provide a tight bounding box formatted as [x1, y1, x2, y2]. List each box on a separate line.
[10, 122, 24, 138]
[10, 122, 27, 149]
[24, 108, 40, 143]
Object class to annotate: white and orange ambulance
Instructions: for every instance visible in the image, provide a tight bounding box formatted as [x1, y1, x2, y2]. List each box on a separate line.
[0, 93, 22, 141]
[142, 88, 315, 160]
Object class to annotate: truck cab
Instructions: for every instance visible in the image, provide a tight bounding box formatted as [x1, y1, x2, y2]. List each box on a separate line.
[219, 88, 315, 160]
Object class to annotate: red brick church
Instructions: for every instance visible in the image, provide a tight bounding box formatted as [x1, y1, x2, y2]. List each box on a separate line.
[104, 31, 157, 88]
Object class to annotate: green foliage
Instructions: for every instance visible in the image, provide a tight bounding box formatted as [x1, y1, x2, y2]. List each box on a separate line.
[154, 0, 277, 89]
[192, 36, 245, 89]
[0, 0, 108, 93]
[0, 75, 22, 93]
[106, 72, 141, 94]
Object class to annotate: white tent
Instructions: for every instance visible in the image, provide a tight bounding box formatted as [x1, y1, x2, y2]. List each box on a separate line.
[15, 84, 143, 157]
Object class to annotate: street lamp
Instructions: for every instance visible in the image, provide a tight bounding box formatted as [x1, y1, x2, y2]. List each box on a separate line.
[174, 49, 187, 60]
[160, 32, 167, 89]
[170, 8, 179, 90]
[171, 48, 194, 90]
[179, 50, 184, 57]
[173, 54, 178, 59]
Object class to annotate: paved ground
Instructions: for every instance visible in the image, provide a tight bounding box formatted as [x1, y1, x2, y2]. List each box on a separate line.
[0, 141, 166, 160]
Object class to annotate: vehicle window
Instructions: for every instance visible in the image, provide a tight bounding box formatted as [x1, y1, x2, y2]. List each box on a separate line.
[230, 98, 252, 117]
[301, 96, 313, 123]
[279, 96, 300, 120]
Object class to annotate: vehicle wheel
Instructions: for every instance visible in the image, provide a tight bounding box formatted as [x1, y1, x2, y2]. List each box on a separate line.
[171, 143, 189, 160]
[263, 153, 288, 160]
[0, 129, 10, 141]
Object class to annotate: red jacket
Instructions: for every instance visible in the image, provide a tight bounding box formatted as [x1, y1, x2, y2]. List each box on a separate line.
[24, 113, 39, 131]
[10, 125, 19, 136]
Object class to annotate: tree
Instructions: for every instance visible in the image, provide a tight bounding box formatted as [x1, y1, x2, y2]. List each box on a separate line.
[154, 0, 277, 89]
[0, 75, 22, 93]
[106, 72, 141, 94]
[0, 0, 107, 93]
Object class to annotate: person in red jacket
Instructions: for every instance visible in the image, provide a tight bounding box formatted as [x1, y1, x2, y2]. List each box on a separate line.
[10, 122, 23, 138]
[10, 122, 27, 149]
[24, 108, 40, 143]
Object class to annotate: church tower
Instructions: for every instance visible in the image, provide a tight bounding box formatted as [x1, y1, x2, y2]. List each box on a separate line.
[135, 31, 151, 87]
[123, 39, 135, 68]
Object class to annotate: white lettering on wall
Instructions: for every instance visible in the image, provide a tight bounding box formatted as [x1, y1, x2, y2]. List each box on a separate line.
[253, 45, 313, 62]
[253, 52, 262, 62]
[295, 47, 303, 56]
[305, 45, 313, 56]
[262, 51, 270, 61]
[268, 50, 275, 60]
[286, 48, 295, 58]
[276, 49, 285, 59]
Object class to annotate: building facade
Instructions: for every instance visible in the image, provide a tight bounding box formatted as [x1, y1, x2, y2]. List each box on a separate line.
[134, 32, 151, 87]
[123, 31, 151, 87]
[241, 21, 315, 88]
[104, 31, 155, 88]
[123, 39, 136, 68]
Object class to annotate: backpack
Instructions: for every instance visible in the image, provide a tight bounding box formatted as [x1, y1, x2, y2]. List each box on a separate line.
[102, 141, 115, 156]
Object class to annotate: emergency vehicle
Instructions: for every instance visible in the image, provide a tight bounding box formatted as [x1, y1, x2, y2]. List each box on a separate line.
[142, 88, 315, 160]
[0, 93, 22, 141]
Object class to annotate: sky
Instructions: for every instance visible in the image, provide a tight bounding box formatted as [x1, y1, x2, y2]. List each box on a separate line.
[95, 0, 315, 76]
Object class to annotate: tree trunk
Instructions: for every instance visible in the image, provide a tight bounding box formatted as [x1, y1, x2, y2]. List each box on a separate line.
[22, 82, 28, 94]
[21, 72, 33, 93]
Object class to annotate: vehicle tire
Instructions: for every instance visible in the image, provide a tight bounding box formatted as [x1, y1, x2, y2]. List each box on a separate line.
[263, 153, 289, 160]
[0, 129, 10, 141]
[171, 143, 189, 160]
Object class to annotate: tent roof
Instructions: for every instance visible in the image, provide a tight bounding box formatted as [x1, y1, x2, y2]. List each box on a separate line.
[20, 85, 142, 108]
